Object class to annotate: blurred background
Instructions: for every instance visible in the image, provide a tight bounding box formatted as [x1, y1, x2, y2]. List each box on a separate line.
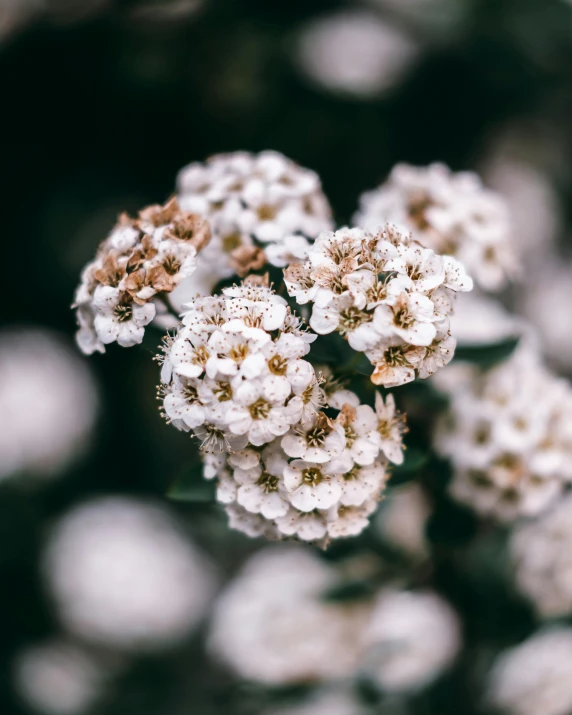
[2, 0, 572, 713]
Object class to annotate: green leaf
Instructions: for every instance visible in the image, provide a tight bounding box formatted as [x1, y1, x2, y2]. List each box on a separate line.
[167, 463, 216, 503]
[322, 578, 376, 603]
[391, 446, 430, 477]
[453, 336, 520, 368]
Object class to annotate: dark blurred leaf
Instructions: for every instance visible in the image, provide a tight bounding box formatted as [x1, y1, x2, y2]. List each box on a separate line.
[322, 577, 377, 603]
[426, 499, 478, 546]
[391, 446, 430, 478]
[167, 462, 215, 502]
[453, 337, 520, 367]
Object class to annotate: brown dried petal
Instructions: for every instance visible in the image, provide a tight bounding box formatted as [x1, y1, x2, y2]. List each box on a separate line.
[139, 197, 180, 227]
[164, 212, 211, 250]
[244, 273, 270, 288]
[94, 252, 126, 287]
[230, 245, 267, 277]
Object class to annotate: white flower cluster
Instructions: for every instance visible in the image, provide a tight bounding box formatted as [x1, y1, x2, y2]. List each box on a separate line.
[511, 493, 572, 618]
[210, 545, 461, 692]
[354, 163, 517, 291]
[43, 497, 216, 652]
[283, 224, 473, 387]
[159, 279, 406, 543]
[209, 545, 367, 685]
[176, 150, 333, 289]
[436, 346, 572, 521]
[73, 198, 211, 354]
[488, 628, 572, 715]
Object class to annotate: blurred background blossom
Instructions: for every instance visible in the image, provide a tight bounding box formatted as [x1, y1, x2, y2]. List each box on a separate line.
[3, 0, 572, 714]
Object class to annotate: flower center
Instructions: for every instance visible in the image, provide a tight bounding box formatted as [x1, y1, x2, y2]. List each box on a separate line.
[213, 382, 233, 402]
[257, 204, 277, 221]
[338, 307, 369, 335]
[183, 384, 200, 403]
[257, 471, 280, 493]
[344, 425, 357, 447]
[163, 255, 182, 275]
[192, 345, 210, 366]
[222, 232, 242, 253]
[268, 354, 288, 375]
[229, 344, 249, 362]
[114, 298, 133, 323]
[393, 305, 414, 329]
[383, 345, 409, 367]
[306, 427, 326, 447]
[249, 398, 271, 420]
[301, 467, 323, 486]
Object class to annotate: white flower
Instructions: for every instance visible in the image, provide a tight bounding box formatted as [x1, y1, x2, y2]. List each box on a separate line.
[511, 493, 572, 618]
[283, 459, 347, 511]
[354, 162, 516, 292]
[209, 545, 365, 685]
[93, 286, 156, 347]
[0, 329, 98, 482]
[362, 589, 461, 692]
[295, 11, 418, 99]
[338, 463, 387, 506]
[234, 444, 291, 519]
[13, 640, 109, 715]
[282, 412, 346, 463]
[225, 378, 296, 446]
[43, 497, 216, 652]
[326, 499, 379, 537]
[488, 628, 572, 715]
[372, 291, 437, 347]
[162, 374, 207, 430]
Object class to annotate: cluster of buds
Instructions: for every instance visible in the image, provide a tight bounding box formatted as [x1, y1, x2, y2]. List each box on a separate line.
[74, 199, 211, 354]
[159, 278, 406, 543]
[284, 224, 473, 387]
[176, 150, 333, 288]
[436, 346, 572, 521]
[354, 163, 517, 291]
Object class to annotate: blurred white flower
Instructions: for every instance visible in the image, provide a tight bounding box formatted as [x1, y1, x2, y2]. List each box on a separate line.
[488, 628, 572, 715]
[295, 11, 419, 99]
[436, 344, 572, 521]
[483, 158, 561, 261]
[0, 0, 41, 40]
[209, 544, 366, 685]
[517, 256, 572, 374]
[43, 497, 216, 651]
[447, 291, 523, 346]
[13, 640, 107, 715]
[511, 493, 572, 617]
[376, 483, 430, 558]
[0, 328, 97, 481]
[362, 589, 460, 692]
